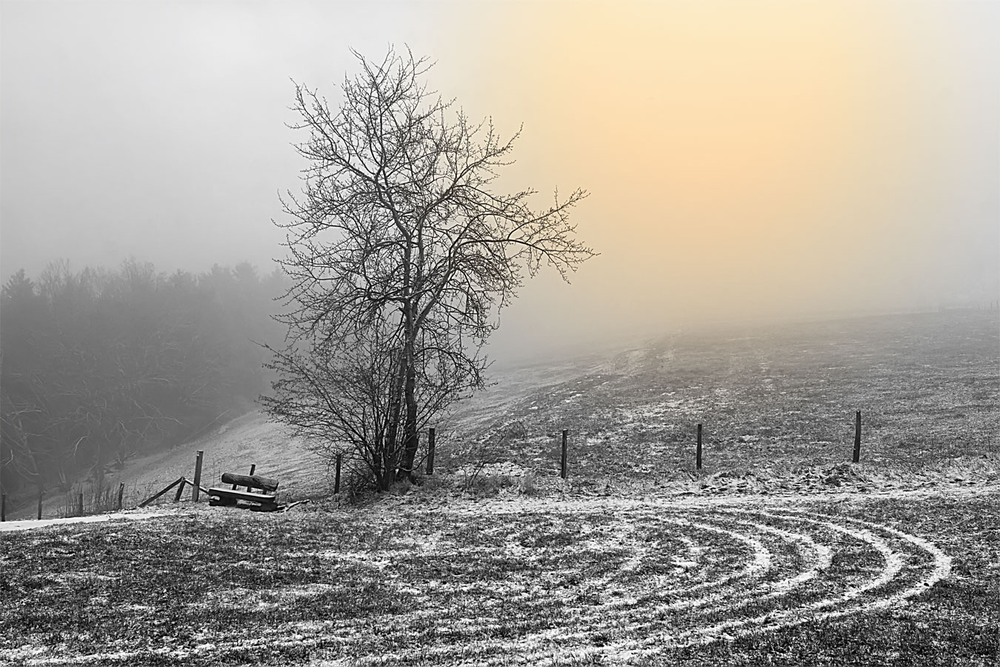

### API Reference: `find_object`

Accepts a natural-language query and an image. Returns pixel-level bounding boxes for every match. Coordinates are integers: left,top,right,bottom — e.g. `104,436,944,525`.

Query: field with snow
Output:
1,490,997,665
1,309,998,665
441,310,998,486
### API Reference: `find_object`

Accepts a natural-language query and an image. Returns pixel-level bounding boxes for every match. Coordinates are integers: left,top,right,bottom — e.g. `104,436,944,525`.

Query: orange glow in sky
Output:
2,1,996,361
431,1,995,353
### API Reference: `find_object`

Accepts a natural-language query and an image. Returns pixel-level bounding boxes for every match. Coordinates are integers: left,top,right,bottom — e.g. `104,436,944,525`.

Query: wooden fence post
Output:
696,424,703,470
37,488,43,520
139,477,186,508
853,411,862,463
173,478,186,503
426,428,436,475
561,430,569,479
117,482,125,511
334,454,342,494
192,450,204,502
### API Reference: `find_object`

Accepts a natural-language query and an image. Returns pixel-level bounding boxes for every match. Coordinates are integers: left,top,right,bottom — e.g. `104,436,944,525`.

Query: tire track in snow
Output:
327,502,951,666
478,504,951,666
11,500,952,666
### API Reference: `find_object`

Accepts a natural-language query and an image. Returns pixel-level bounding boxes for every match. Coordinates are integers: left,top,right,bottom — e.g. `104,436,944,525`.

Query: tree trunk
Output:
382,347,406,485
380,458,395,491
398,413,418,481
397,320,419,481
372,448,392,492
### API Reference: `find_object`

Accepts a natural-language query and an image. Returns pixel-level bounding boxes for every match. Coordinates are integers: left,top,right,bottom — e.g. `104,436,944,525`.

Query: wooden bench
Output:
208,472,279,511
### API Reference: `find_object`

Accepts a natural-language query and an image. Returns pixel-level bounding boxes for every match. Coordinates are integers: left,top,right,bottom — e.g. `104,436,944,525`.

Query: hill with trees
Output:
0,259,288,502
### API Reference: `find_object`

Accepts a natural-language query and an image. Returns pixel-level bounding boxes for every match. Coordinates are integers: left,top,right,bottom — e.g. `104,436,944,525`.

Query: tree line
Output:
0,259,288,500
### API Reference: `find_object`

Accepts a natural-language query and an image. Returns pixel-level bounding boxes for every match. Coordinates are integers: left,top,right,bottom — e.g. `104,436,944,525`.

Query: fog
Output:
2,1,997,365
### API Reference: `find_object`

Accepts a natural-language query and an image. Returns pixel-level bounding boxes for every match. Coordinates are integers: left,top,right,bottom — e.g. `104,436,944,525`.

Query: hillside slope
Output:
118,412,331,502
7,308,997,519
5,413,329,520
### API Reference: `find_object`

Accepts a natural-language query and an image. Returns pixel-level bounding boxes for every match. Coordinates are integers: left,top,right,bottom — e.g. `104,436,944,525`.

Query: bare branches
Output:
266,46,594,490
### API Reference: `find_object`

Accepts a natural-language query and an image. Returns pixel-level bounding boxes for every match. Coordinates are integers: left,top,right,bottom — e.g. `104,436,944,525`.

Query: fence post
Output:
696,424,703,470
138,477,185,508
853,411,862,463
173,478,186,503
561,430,569,479
117,482,125,511
77,491,84,517
192,450,204,502
426,428,436,475
334,454,342,494
37,488,43,520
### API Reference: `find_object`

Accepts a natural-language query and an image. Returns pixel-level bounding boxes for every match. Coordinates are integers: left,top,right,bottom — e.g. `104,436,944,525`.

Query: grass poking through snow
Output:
1,489,996,666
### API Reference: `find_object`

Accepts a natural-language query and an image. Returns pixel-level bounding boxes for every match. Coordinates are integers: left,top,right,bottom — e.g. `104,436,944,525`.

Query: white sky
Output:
2,1,998,362
2,1,448,277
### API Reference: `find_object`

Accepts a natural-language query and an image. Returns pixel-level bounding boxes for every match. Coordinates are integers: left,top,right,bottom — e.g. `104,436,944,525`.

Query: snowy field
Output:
1,310,997,665
1,488,996,665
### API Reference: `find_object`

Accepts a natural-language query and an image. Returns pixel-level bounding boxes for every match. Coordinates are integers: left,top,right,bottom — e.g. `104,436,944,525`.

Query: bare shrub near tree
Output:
265,321,470,491
262,47,594,491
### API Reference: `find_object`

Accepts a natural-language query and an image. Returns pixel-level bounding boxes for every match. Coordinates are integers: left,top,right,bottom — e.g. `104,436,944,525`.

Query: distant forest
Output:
0,260,289,499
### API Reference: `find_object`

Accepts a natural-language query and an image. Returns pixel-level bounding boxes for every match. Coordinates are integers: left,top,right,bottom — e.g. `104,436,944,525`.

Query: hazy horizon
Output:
3,0,998,363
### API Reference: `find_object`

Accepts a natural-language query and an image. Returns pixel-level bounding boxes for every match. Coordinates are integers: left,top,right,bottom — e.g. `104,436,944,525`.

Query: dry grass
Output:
1,488,996,665
438,310,999,490
1,309,997,665
11,309,994,519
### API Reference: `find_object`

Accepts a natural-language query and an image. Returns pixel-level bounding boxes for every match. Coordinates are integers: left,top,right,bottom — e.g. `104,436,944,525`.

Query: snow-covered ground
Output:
0,510,164,533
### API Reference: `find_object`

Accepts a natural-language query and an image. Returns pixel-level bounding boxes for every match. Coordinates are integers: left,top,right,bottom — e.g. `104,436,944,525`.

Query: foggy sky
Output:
2,0,998,363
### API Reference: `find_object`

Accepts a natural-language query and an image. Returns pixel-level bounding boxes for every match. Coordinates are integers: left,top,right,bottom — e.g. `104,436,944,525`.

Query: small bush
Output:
334,467,380,504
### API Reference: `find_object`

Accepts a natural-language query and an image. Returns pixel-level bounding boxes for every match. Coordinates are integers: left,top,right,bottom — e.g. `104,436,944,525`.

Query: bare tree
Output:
263,321,472,490
264,47,594,490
